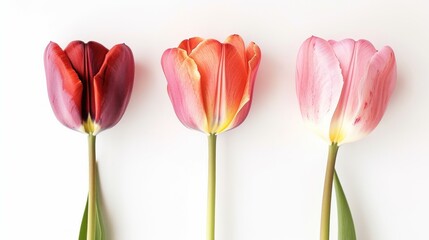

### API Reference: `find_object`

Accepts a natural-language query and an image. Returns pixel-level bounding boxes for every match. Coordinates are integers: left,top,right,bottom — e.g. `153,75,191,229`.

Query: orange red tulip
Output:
162,34,261,135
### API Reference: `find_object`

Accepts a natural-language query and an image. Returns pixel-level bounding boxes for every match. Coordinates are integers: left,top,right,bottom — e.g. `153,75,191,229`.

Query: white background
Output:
1,0,428,239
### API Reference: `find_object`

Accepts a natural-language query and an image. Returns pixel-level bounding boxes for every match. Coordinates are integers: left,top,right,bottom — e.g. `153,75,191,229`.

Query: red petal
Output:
44,42,83,131
64,41,108,82
92,44,134,133
65,41,108,118
63,41,85,80
85,41,109,79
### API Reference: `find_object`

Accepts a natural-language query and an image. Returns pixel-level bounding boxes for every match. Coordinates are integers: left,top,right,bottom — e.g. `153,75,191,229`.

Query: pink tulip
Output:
44,41,135,135
296,36,397,240
161,34,261,135
296,36,396,144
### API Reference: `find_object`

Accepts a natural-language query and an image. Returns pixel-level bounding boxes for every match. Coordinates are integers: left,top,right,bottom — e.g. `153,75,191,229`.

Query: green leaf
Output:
334,170,356,240
78,199,88,239
78,196,105,240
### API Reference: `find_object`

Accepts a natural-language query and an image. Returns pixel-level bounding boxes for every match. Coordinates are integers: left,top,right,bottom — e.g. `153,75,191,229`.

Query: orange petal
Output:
227,41,262,131
224,34,246,67
178,37,204,55
189,39,247,133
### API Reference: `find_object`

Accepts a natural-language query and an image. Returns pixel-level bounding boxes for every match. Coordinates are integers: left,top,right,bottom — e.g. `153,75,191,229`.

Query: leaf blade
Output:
334,170,357,240
78,196,105,240
78,199,89,240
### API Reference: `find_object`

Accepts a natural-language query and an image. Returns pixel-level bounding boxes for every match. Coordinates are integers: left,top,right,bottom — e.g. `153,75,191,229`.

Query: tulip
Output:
161,34,261,135
296,36,396,240
296,36,396,145
44,41,134,135
44,41,134,240
161,34,261,240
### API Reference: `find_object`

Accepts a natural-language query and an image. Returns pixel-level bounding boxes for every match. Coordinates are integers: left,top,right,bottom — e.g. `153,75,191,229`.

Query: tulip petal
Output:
296,36,344,142
44,42,84,131
161,48,207,132
178,37,204,55
226,41,262,131
63,41,85,80
224,34,246,66
64,41,108,82
189,39,248,133
85,41,110,78
341,46,396,143
329,40,378,143
65,41,108,119
92,44,134,133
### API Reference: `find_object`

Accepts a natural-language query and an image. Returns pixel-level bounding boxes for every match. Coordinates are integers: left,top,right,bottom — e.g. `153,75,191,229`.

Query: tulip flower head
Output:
44,41,135,135
296,36,396,145
161,34,261,135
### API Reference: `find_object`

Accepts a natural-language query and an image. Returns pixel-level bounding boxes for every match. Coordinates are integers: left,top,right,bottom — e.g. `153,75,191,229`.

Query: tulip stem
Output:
87,134,97,240
320,143,339,240
207,134,217,240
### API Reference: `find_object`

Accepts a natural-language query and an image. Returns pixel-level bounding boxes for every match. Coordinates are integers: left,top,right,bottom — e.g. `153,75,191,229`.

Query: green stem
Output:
206,134,217,240
320,143,339,240
87,134,97,240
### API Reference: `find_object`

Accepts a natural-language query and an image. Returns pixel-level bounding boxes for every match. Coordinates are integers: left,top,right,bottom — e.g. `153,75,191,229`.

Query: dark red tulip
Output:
44,41,134,135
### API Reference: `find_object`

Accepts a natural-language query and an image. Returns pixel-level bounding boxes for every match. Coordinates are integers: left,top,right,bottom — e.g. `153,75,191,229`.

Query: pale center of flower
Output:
83,115,100,135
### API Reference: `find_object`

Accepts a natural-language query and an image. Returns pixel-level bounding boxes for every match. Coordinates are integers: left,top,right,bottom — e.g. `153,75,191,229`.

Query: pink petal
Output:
189,39,248,133
329,40,378,143
296,36,344,142
92,44,135,133
161,48,207,132
44,42,83,131
341,46,396,143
